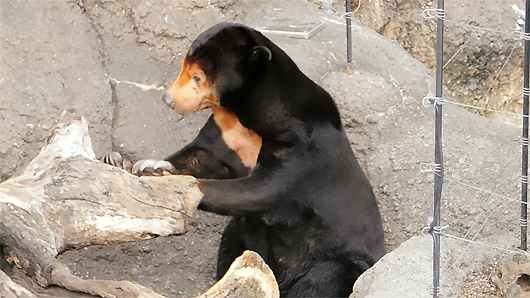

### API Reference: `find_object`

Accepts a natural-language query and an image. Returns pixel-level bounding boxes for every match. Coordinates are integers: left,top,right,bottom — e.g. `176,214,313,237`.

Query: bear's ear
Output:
249,45,272,64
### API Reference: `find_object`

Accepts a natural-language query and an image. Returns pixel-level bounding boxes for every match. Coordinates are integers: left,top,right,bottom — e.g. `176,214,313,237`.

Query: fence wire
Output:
520,0,530,252
419,0,530,296
424,1,445,297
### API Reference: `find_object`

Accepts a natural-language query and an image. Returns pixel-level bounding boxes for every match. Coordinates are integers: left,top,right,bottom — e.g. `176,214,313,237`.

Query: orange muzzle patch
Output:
164,59,220,113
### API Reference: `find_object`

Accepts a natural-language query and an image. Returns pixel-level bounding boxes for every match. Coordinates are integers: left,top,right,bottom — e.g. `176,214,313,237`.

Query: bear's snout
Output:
162,93,176,109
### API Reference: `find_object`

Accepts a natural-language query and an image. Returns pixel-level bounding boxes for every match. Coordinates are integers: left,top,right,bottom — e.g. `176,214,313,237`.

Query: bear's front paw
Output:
100,151,131,172
132,159,177,176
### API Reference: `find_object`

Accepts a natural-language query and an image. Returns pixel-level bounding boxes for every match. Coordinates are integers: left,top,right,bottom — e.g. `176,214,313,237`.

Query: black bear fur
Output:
164,115,251,180
161,22,386,297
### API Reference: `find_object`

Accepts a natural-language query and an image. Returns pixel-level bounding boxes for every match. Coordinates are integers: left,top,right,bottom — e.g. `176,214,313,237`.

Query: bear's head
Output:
162,22,273,113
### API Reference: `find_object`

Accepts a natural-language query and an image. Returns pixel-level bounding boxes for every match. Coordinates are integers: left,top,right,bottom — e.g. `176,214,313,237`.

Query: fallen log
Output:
0,269,38,298
0,250,278,298
0,109,279,298
196,250,279,298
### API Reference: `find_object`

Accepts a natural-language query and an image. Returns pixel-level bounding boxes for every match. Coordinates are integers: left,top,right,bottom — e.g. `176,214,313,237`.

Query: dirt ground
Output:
58,211,229,297
1,0,529,297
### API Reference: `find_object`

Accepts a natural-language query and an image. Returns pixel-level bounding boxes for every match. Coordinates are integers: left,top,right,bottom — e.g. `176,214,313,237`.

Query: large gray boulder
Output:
351,235,463,298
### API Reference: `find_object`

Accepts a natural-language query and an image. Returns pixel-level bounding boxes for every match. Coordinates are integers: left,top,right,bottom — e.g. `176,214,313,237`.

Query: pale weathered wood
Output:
0,110,279,298
0,269,38,298
0,109,200,297
196,250,280,298
0,250,279,298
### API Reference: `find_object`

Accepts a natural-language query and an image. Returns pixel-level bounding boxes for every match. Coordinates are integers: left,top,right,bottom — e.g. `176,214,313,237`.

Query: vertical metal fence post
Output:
521,0,530,251
430,0,445,297
345,0,353,74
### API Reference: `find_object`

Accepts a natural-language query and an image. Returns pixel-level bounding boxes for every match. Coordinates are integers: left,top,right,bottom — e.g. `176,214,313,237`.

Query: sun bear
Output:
129,22,386,297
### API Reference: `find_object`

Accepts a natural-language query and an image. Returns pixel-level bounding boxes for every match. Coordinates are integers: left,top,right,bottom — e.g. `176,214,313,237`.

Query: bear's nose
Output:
161,93,176,109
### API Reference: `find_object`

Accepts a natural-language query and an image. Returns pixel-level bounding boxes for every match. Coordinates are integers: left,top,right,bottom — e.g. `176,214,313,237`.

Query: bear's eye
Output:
192,75,201,83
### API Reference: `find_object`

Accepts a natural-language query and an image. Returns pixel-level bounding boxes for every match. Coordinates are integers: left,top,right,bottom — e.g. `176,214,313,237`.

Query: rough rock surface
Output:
0,0,113,182
0,0,528,297
344,0,526,123
351,235,466,298
492,253,530,298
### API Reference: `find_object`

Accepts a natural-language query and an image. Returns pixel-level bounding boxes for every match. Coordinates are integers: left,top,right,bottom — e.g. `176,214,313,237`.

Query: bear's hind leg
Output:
216,218,246,280
216,217,270,280
286,260,357,298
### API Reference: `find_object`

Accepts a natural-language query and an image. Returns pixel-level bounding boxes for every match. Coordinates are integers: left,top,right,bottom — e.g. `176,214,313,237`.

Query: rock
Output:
492,253,530,298
0,0,113,182
351,235,436,298
76,0,226,162
351,235,488,298
341,0,525,124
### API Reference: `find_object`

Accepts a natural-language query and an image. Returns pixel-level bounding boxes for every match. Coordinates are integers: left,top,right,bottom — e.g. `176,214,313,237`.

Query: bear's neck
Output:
221,52,343,145
224,88,341,146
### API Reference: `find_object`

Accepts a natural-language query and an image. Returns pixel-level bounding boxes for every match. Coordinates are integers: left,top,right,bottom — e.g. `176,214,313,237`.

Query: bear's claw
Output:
100,151,130,171
100,152,175,176
132,159,176,176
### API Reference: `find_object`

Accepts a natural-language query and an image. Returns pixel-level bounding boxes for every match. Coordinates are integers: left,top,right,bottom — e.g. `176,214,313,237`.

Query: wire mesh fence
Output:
323,0,530,295
416,0,530,296
331,0,530,296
